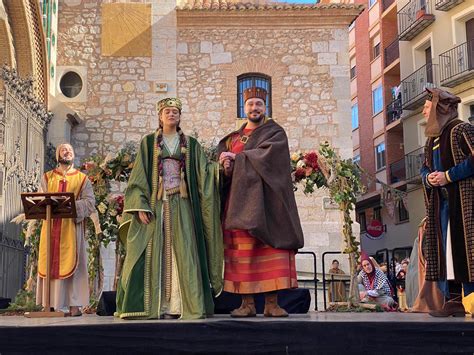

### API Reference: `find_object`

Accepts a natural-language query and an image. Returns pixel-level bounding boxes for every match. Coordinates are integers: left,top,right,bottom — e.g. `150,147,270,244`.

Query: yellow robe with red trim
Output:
38,169,87,280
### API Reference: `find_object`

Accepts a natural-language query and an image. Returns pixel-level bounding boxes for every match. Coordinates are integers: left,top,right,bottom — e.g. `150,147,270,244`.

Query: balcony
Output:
439,39,474,88
435,0,464,11
386,97,402,125
382,0,395,11
398,0,435,41
384,39,399,68
389,158,406,184
405,147,424,181
401,63,438,110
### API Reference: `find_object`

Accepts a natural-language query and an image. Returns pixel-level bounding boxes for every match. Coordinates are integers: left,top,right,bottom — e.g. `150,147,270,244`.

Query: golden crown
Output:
157,98,183,113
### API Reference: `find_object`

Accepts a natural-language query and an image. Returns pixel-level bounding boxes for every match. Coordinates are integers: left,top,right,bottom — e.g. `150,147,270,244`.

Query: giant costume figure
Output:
420,88,474,317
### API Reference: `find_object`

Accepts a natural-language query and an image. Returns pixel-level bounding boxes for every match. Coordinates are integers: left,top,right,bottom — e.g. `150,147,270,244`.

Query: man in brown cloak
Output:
217,87,304,318
420,87,474,317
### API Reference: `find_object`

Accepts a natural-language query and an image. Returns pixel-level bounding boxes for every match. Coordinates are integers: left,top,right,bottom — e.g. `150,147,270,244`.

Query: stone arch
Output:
222,57,287,123
0,2,16,69
2,0,48,105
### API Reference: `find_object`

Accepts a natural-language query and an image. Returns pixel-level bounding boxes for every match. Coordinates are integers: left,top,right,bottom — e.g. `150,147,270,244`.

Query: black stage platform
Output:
1,313,474,354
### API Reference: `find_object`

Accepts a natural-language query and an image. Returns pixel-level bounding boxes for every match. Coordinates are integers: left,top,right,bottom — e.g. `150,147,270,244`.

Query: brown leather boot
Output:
230,295,256,318
264,292,288,317
429,301,465,317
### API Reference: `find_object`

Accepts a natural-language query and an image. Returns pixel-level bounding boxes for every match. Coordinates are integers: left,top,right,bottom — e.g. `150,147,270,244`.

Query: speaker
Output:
0,297,11,310
214,289,311,314
96,291,117,316
95,288,311,316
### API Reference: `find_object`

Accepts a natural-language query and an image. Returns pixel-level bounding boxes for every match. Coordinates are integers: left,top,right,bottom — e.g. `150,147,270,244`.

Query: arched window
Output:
237,73,272,118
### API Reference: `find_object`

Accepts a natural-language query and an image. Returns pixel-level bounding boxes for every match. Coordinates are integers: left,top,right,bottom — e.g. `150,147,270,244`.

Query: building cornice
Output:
177,4,364,28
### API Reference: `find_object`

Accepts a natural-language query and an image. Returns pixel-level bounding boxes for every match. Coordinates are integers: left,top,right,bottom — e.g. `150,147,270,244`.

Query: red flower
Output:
116,199,124,214
304,152,319,170
84,161,96,171
295,168,306,181
305,167,313,176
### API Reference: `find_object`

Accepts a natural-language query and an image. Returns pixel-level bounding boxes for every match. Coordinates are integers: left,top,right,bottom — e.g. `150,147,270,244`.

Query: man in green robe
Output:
115,98,223,320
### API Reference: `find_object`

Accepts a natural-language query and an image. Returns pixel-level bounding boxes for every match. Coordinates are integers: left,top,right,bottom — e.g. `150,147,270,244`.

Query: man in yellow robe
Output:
36,143,96,316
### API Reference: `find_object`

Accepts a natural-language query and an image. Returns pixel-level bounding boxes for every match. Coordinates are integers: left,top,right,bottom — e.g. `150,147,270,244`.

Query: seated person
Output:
358,252,395,310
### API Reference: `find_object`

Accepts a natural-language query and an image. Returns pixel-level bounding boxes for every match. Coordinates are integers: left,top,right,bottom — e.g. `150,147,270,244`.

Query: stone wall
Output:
177,27,355,274
57,0,163,158
54,0,358,289
57,0,174,291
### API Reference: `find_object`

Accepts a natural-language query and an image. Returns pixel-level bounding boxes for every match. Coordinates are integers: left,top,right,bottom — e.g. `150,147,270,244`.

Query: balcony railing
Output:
382,0,395,11
405,147,425,181
401,63,438,110
435,0,464,11
398,0,435,41
389,158,406,184
384,39,400,68
386,97,402,125
439,39,474,88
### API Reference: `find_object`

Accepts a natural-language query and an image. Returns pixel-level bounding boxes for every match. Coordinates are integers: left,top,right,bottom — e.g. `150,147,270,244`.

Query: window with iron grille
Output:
237,74,272,119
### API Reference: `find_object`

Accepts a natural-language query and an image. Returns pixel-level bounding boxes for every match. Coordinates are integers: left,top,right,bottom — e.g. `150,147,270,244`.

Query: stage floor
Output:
0,311,473,327
1,312,474,354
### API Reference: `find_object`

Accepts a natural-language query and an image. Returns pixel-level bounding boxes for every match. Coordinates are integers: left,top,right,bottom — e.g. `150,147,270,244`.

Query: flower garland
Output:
291,142,365,307
291,151,326,194
81,143,137,304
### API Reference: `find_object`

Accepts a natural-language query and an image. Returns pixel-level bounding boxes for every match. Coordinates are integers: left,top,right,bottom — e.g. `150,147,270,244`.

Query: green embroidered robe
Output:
115,132,223,319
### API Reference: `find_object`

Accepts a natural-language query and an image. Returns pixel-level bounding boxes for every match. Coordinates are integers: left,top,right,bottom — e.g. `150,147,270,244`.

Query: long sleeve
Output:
446,155,474,183
421,164,432,189
194,142,224,296
123,136,153,214
75,178,96,223
446,125,474,183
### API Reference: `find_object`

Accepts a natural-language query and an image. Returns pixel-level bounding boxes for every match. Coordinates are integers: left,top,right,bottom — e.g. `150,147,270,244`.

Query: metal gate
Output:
0,66,51,299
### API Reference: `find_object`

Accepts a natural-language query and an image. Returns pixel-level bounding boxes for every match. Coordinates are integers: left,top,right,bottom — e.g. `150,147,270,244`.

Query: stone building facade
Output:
51,0,362,296
0,0,50,299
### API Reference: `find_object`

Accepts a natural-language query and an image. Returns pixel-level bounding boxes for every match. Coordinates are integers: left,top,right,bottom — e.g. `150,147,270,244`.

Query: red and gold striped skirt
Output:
223,229,298,294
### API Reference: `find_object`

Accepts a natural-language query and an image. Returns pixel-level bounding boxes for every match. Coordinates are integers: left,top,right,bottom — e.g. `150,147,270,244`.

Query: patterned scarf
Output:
360,252,392,295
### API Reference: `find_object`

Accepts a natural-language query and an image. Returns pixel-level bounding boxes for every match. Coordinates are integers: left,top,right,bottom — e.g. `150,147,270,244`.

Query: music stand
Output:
21,192,77,318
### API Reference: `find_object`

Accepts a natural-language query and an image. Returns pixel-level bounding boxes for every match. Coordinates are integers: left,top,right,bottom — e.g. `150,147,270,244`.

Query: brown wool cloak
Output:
217,119,304,250
423,120,474,282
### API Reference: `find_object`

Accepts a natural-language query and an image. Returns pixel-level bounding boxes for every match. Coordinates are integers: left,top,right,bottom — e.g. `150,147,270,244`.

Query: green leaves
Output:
292,142,365,308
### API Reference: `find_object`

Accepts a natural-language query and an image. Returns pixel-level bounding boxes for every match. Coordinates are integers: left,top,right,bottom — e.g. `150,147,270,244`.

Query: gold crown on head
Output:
156,98,183,113
243,87,267,103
